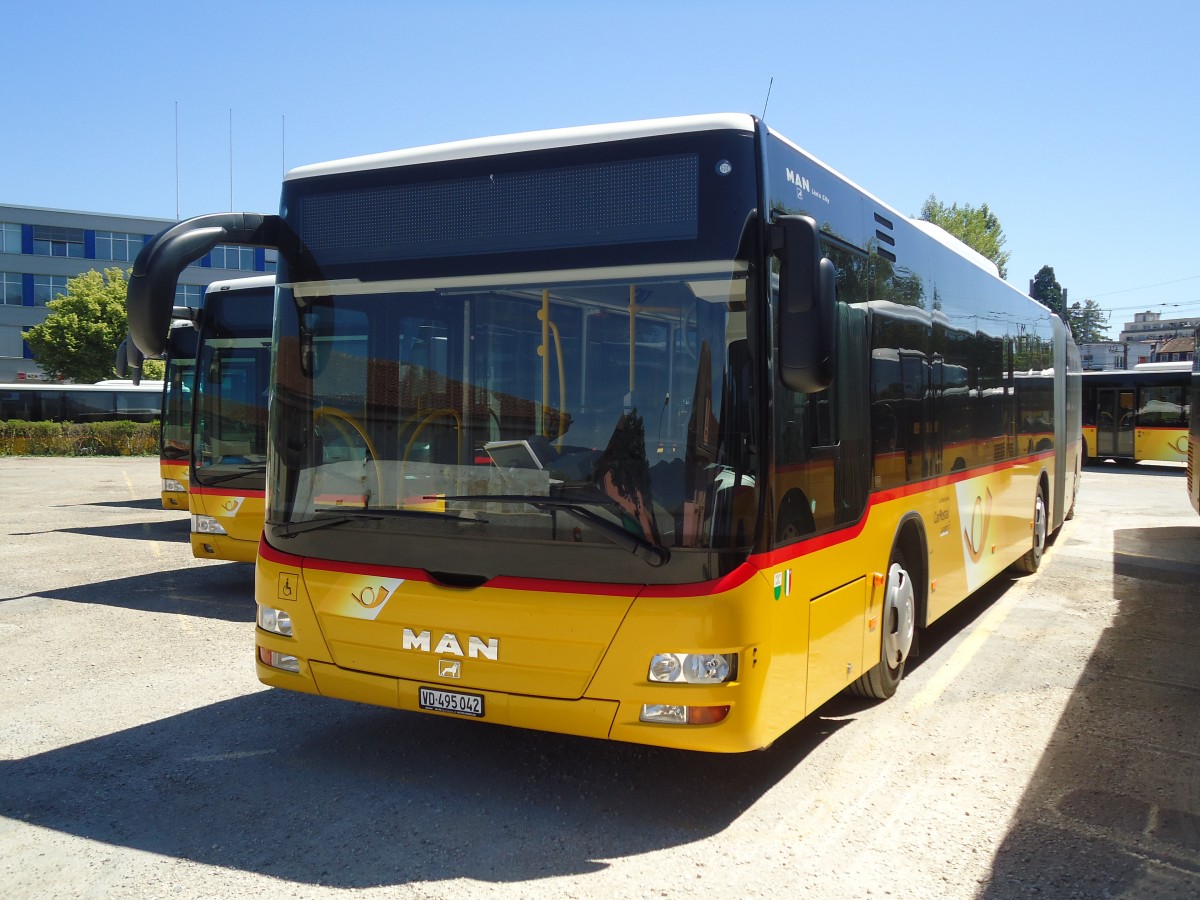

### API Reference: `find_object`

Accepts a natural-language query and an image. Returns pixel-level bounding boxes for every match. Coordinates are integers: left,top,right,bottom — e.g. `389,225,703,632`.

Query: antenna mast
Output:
228,108,234,212
761,77,774,121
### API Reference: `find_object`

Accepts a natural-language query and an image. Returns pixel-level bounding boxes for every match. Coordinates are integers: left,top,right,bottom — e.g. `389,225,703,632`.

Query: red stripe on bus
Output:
258,448,1057,596
190,485,266,497
751,449,1056,569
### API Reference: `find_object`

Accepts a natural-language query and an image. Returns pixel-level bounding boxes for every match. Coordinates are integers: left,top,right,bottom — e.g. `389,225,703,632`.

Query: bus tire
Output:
849,548,915,700
1064,465,1080,521
1012,487,1047,574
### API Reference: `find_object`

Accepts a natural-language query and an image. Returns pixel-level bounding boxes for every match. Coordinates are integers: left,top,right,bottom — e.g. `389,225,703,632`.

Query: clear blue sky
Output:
5,1,1198,334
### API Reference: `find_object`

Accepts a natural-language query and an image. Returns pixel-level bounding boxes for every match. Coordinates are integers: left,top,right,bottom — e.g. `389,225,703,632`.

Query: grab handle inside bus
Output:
127,212,285,359
771,214,836,394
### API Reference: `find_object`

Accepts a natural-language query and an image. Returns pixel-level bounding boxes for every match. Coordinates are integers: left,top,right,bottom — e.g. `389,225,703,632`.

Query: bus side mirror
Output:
114,338,129,378
115,336,145,384
127,212,284,359
772,214,836,394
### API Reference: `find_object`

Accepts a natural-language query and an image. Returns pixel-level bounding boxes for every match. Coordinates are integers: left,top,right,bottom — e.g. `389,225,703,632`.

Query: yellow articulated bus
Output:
185,276,274,562
126,114,1082,752
1081,362,1190,466
1189,339,1200,514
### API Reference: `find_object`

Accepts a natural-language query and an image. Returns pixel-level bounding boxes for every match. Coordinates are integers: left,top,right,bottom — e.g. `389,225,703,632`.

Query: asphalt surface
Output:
1,456,1198,899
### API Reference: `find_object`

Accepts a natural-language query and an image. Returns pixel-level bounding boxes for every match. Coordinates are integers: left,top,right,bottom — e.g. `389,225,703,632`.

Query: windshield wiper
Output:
276,505,489,538
200,464,267,486
315,505,489,524
435,493,669,567
276,512,382,537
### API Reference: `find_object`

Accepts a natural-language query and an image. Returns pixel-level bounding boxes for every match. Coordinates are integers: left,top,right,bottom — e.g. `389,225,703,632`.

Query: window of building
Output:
32,225,85,258
209,244,257,271
175,283,203,306
95,231,146,262
1,328,23,359
1,222,21,255
33,275,68,305
264,249,278,273
1,271,22,305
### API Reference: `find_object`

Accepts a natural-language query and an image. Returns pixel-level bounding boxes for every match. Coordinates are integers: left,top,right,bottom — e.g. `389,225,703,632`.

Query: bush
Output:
0,420,159,456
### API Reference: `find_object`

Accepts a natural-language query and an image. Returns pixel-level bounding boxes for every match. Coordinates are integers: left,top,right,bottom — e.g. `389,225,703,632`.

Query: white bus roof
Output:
1132,360,1191,371
11,381,165,390
287,113,756,181
908,219,1001,277
205,274,275,293
765,125,1002,278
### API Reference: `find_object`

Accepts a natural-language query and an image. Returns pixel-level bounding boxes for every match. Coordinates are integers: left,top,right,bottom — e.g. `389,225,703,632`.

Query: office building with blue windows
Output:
1,203,276,382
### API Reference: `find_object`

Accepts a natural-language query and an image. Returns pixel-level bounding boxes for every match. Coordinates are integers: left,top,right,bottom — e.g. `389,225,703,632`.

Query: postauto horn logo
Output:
347,580,500,659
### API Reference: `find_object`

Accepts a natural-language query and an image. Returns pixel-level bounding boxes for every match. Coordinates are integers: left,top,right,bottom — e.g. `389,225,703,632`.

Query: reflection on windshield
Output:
160,359,194,461
270,265,757,562
194,338,271,486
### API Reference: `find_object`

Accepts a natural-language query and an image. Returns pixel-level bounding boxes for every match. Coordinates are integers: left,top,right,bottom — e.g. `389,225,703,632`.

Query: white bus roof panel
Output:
909,219,1001,277
287,113,757,181
205,274,275,293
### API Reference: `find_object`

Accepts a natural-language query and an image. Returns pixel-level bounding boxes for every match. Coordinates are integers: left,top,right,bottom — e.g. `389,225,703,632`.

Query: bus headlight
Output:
162,478,186,493
640,704,731,725
192,515,227,535
257,605,293,636
647,652,737,684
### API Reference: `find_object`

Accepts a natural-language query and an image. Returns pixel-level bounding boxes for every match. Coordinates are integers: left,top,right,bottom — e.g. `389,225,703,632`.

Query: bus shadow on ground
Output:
25,563,255,623
62,517,192,543
11,517,193,543
0,688,849,888
982,524,1200,897
63,497,175,511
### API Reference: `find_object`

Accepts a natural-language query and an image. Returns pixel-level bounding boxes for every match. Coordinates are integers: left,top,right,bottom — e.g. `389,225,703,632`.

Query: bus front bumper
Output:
255,654,763,753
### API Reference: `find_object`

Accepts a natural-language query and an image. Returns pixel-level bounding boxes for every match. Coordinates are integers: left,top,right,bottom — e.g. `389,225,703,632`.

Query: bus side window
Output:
772,350,839,543
773,388,820,542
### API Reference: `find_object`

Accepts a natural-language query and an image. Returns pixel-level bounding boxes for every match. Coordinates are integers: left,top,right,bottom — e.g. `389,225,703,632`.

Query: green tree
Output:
23,267,162,382
1029,265,1066,318
919,195,1011,279
1067,298,1110,343
1028,265,1109,341
140,355,165,380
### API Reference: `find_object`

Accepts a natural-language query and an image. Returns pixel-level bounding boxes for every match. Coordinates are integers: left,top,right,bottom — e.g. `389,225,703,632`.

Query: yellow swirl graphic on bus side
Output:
964,488,994,564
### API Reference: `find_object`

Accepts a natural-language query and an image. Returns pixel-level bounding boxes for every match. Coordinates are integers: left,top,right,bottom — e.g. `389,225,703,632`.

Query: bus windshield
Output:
193,291,273,491
268,262,758,583
160,322,197,462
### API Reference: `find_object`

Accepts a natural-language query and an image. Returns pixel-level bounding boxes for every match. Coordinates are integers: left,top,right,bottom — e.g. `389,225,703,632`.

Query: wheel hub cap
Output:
883,562,916,667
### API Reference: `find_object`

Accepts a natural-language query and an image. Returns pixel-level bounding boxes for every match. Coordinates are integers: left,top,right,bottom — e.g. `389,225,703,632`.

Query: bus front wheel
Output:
849,549,915,700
